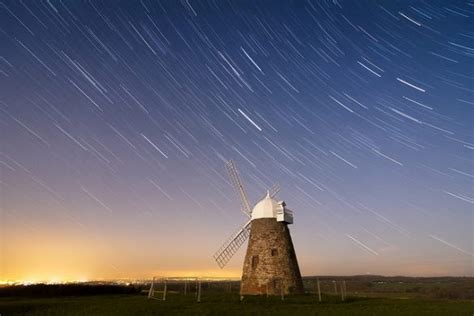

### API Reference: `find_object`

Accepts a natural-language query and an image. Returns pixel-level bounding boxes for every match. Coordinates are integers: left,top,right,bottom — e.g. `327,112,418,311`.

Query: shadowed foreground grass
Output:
1,292,473,316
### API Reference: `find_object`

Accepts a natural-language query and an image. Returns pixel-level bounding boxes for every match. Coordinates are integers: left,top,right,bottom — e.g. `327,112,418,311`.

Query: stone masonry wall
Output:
240,218,304,295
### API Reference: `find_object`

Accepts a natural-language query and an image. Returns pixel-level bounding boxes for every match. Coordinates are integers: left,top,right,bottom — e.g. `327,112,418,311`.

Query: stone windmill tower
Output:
214,160,304,295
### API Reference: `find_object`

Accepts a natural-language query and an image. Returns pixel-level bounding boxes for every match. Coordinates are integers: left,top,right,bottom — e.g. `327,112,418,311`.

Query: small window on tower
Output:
271,249,278,256
251,255,259,269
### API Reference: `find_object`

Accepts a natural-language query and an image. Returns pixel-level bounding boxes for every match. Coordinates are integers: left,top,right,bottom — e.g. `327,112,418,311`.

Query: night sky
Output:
1,1,473,282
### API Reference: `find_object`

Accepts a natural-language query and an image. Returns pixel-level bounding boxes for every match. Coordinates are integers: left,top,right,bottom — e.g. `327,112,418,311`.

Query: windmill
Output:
213,160,304,295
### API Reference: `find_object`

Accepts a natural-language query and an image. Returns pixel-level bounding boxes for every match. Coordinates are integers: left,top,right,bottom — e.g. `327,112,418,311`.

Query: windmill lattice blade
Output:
257,184,280,202
213,220,251,268
269,183,280,198
226,160,252,217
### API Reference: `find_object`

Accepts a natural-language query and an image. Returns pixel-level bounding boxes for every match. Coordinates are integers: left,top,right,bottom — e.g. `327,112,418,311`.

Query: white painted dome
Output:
251,192,280,220
250,191,293,224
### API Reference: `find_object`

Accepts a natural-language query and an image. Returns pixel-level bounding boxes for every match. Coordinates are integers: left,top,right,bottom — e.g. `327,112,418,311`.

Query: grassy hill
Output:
1,276,473,315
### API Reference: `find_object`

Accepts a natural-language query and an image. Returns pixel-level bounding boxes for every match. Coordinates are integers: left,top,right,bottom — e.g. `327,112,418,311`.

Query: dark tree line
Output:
0,284,141,297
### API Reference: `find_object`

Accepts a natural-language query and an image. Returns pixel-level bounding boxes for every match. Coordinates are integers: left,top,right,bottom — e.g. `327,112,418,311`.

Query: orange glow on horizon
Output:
0,269,242,285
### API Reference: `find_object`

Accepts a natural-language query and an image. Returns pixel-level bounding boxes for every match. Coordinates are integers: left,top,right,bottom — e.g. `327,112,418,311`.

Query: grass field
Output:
1,292,473,316
1,277,473,315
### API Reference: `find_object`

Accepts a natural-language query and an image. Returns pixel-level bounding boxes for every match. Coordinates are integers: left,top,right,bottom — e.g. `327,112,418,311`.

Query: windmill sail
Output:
226,160,252,217
213,220,251,268
269,183,280,198
257,183,280,201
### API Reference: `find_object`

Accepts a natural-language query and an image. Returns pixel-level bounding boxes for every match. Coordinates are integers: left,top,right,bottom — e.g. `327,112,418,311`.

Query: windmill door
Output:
270,278,283,295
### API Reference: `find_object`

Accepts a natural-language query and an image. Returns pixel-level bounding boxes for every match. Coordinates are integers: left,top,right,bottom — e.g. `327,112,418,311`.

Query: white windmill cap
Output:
251,191,280,220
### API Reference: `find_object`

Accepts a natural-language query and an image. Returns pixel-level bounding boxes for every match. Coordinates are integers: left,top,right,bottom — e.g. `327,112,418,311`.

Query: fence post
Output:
317,278,321,302
148,277,155,299
340,281,344,301
334,281,338,295
197,279,202,302
163,279,167,301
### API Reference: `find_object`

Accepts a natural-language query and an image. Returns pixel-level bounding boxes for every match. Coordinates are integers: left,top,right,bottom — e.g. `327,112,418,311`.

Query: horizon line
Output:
2,274,473,286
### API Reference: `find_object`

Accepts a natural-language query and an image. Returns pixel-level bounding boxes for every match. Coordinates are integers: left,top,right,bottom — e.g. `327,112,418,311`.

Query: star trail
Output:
1,1,473,282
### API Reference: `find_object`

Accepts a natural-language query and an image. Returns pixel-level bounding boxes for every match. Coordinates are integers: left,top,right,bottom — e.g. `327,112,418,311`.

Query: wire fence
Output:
147,277,350,302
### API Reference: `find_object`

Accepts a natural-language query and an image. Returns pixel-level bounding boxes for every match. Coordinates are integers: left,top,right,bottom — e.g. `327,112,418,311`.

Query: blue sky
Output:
1,0,472,281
